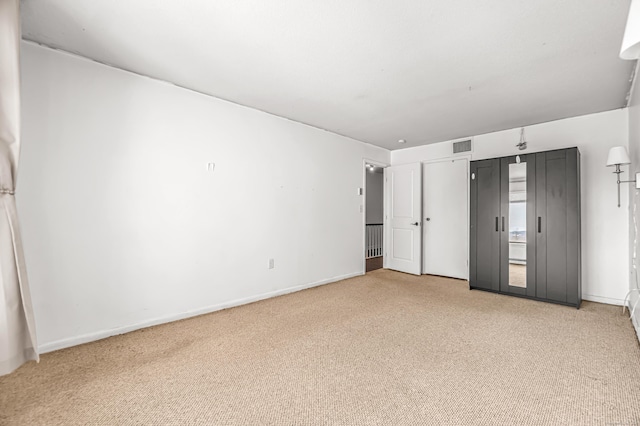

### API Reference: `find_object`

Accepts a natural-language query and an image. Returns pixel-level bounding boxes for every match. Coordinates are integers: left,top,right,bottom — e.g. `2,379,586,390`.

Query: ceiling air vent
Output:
453,139,472,154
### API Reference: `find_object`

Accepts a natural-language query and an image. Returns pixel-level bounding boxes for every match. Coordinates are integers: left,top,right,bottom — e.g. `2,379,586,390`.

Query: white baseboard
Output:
632,311,640,343
39,271,364,354
585,294,640,342
628,294,640,343
582,294,625,306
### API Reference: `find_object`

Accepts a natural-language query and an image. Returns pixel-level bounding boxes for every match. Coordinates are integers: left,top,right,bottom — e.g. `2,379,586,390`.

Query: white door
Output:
423,158,468,279
384,163,422,275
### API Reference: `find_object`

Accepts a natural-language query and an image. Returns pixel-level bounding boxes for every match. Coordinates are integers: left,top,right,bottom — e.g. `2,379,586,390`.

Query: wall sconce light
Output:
607,146,639,207
620,0,640,59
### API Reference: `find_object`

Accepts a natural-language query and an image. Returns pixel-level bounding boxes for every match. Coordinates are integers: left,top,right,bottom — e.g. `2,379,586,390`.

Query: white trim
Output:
422,154,473,165
631,308,640,342
38,271,362,354
627,293,640,342
582,294,625,306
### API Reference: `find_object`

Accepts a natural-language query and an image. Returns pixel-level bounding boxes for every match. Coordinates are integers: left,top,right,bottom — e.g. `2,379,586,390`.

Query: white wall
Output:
18,42,389,352
392,109,630,305
365,171,384,224
628,62,640,339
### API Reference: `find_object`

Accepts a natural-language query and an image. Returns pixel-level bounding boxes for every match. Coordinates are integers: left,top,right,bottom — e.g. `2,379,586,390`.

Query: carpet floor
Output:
1,270,639,425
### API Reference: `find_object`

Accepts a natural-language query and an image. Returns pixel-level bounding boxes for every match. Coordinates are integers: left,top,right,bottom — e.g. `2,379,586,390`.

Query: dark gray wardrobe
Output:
469,147,581,308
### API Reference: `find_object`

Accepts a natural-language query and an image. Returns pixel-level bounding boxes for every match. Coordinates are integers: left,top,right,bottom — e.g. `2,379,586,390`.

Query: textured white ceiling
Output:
21,0,636,150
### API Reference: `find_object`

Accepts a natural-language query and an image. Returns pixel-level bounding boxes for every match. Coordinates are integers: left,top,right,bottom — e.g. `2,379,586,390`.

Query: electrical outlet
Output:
268,259,275,269
207,162,215,172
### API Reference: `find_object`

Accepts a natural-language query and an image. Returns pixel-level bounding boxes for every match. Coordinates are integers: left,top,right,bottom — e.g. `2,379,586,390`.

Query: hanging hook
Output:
516,127,527,151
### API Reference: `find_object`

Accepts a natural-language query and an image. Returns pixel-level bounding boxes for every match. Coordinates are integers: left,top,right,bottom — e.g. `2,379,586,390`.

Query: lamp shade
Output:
606,146,631,166
621,0,640,59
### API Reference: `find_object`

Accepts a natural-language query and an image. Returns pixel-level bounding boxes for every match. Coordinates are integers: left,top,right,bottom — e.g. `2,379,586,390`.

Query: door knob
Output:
411,222,420,226
426,218,431,221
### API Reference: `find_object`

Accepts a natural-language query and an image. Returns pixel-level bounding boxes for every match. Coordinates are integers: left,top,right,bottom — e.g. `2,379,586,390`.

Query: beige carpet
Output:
1,270,639,426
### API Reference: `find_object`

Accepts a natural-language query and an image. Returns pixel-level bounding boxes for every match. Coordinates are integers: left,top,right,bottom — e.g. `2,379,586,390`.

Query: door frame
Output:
421,155,471,276
362,158,389,274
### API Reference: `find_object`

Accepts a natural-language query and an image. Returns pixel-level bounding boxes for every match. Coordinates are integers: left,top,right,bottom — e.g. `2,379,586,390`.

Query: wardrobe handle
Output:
495,217,499,232
538,217,542,233
502,217,505,232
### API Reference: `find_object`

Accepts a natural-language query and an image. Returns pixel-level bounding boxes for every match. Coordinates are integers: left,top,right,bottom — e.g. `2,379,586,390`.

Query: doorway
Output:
364,160,387,273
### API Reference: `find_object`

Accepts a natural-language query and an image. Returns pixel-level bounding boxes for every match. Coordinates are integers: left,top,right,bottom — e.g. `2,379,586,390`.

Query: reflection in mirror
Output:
509,162,527,288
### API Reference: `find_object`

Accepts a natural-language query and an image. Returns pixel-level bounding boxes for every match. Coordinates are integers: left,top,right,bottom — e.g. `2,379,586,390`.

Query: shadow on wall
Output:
19,25,146,343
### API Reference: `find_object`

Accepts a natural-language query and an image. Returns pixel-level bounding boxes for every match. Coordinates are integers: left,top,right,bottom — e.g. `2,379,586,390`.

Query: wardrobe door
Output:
535,148,580,306
470,159,500,291
499,155,536,297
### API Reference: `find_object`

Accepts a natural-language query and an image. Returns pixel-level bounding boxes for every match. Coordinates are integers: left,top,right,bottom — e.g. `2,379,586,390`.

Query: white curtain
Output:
0,0,38,376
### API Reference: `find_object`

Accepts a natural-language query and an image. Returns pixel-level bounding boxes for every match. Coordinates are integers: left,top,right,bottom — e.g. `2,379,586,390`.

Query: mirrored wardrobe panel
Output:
499,154,535,298
508,161,527,288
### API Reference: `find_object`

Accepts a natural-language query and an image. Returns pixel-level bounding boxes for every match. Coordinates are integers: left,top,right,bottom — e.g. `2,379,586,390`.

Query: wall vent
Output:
453,139,472,154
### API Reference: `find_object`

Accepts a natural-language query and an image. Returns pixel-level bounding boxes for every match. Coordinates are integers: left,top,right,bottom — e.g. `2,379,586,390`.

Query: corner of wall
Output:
627,60,640,341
